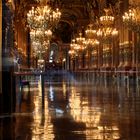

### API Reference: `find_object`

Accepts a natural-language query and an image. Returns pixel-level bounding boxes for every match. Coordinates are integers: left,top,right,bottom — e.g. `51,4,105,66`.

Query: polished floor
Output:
0,72,140,140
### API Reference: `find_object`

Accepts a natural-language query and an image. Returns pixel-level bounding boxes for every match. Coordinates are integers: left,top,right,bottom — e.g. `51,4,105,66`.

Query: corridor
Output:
0,72,140,140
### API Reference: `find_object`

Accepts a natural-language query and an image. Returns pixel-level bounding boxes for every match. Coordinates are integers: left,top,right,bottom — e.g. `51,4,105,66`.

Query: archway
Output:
53,21,73,43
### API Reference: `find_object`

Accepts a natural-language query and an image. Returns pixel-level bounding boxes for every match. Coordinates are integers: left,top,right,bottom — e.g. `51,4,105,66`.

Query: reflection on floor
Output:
0,71,140,140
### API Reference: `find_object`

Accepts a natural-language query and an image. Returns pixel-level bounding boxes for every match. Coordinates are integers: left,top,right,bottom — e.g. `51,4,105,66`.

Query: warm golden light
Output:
31,85,55,140
85,24,97,39
27,5,61,30
97,8,118,42
68,49,75,56
76,32,85,45
100,9,114,26
84,39,99,49
122,6,140,32
68,85,120,140
27,4,61,64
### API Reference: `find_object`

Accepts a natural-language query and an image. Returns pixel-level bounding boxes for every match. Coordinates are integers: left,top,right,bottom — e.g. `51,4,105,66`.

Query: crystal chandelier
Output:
27,6,61,30
70,39,80,50
97,27,118,38
97,8,118,42
122,6,140,32
32,40,49,57
30,29,52,42
27,2,61,60
84,39,99,47
85,24,99,48
68,49,76,57
69,39,77,57
30,28,52,58
75,33,86,52
76,33,85,45
45,29,52,40
85,24,97,39
100,9,114,26
69,37,84,57
27,6,50,29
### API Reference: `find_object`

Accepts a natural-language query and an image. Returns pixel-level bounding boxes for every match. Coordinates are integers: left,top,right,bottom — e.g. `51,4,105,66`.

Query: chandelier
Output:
85,24,99,48
122,6,140,32
85,24,97,39
27,6,61,30
32,40,49,57
27,2,61,60
27,6,50,29
30,28,52,58
97,8,118,42
97,27,118,38
68,49,76,57
30,29,52,42
70,39,80,51
69,37,85,57
76,32,85,45
100,9,114,26
84,39,99,47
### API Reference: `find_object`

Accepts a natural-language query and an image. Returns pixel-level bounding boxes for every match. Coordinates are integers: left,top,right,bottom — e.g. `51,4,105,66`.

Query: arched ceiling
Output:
14,0,120,43
14,0,99,29
14,0,121,25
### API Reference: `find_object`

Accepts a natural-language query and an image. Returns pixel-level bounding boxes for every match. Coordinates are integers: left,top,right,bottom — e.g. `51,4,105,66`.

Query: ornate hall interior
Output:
0,0,140,139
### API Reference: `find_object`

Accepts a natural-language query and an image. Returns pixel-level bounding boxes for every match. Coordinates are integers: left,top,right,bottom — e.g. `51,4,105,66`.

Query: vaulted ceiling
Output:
50,0,99,43
14,0,119,43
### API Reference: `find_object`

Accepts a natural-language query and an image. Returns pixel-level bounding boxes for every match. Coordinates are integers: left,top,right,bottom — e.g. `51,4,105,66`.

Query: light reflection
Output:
69,85,120,140
7,74,140,140
38,75,42,96
31,83,54,140
62,81,67,97
49,85,54,101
